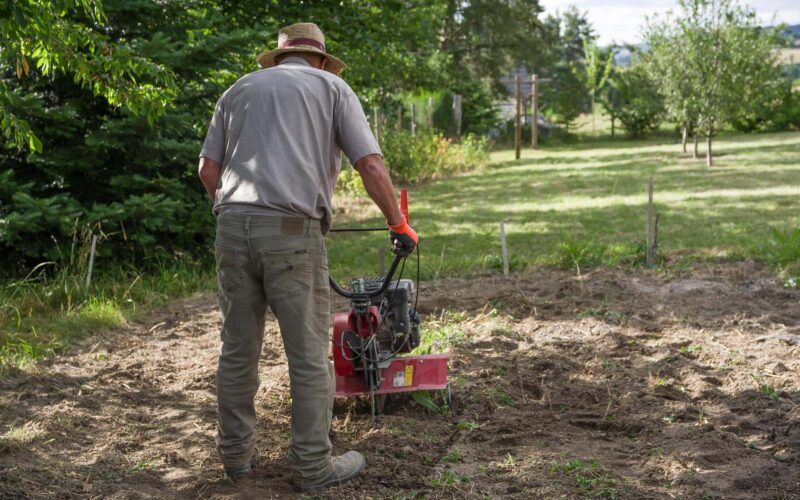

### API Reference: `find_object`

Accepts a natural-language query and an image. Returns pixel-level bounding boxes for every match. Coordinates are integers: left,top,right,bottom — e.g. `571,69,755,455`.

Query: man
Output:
197,22,418,491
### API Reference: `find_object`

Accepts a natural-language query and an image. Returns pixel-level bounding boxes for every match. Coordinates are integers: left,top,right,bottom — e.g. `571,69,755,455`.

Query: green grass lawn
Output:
327,130,800,281
2,130,799,372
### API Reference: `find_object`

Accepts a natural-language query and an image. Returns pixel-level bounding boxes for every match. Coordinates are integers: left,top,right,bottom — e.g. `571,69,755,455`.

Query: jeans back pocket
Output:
215,245,244,293
262,249,312,296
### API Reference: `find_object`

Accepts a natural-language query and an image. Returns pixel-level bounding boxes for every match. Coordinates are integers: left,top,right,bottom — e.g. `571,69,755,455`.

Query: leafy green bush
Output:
335,167,366,196
602,65,665,138
731,78,799,132
768,88,800,131
380,130,489,184
0,169,211,269
556,240,608,270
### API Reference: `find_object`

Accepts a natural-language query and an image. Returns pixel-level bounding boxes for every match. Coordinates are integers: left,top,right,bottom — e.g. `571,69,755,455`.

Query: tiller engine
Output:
328,190,448,416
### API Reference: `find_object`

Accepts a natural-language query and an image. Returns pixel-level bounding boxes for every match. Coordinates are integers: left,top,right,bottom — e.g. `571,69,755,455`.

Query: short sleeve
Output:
199,97,226,163
335,87,382,165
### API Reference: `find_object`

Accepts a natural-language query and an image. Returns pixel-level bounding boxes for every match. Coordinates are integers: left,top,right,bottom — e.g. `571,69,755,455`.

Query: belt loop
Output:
306,219,311,235
244,217,250,234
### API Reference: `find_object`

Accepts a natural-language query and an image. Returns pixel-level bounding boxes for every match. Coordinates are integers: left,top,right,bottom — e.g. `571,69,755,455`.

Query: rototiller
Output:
328,190,448,416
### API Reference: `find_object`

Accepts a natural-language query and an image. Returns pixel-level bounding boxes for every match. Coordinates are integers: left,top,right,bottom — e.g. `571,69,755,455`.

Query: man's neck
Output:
279,56,311,67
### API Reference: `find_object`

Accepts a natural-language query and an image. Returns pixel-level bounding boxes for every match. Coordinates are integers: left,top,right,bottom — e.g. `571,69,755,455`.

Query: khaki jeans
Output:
214,213,334,482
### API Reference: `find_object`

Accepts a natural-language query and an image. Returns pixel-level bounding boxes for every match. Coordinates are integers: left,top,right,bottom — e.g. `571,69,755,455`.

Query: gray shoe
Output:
224,459,255,479
293,451,366,492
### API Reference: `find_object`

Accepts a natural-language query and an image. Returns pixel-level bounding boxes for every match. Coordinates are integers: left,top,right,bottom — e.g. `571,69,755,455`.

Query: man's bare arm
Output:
354,154,404,225
198,157,221,200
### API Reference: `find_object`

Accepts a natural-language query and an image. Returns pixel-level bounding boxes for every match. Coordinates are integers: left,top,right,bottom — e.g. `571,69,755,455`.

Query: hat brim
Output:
256,47,346,76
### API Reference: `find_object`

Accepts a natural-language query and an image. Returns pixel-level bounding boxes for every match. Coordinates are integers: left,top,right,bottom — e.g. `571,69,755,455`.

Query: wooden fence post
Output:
515,75,521,160
646,177,657,267
531,74,539,149
427,96,434,128
410,103,416,136
453,94,463,142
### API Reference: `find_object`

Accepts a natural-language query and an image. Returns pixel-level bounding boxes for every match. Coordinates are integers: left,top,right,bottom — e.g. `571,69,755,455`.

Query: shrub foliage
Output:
381,131,489,185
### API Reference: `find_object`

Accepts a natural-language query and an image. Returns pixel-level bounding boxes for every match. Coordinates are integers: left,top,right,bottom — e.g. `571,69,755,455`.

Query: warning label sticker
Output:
404,365,413,386
392,366,414,387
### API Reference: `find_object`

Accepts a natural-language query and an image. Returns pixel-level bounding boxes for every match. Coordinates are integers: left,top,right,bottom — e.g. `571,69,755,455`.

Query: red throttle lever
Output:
400,188,409,225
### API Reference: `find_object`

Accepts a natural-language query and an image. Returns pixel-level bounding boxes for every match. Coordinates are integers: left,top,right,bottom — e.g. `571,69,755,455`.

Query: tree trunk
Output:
591,96,596,136
706,133,713,167
693,134,698,159
681,126,688,153
611,117,615,139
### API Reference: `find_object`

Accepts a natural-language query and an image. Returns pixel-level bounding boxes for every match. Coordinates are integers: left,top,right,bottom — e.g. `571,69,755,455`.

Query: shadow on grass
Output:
328,130,800,280
329,170,799,281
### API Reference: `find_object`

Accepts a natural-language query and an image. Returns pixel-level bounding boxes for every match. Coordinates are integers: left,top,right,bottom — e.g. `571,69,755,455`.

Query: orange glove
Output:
388,218,418,257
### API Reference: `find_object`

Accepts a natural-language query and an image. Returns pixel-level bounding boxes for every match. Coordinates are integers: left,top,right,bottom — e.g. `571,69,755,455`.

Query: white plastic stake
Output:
85,234,98,290
500,222,509,277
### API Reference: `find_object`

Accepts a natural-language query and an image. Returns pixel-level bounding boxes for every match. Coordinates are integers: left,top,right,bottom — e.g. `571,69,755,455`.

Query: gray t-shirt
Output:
199,57,380,233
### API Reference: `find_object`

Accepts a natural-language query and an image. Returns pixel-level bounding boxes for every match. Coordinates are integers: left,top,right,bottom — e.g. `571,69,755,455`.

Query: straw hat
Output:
256,23,346,76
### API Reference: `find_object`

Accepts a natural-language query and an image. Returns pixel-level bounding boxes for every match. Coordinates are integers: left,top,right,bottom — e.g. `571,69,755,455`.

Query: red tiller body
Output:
328,188,448,400
331,311,448,397
334,353,449,397
331,308,379,377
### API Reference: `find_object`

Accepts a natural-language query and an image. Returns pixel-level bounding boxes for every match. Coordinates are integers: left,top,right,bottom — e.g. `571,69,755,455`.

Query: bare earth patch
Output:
1,262,799,498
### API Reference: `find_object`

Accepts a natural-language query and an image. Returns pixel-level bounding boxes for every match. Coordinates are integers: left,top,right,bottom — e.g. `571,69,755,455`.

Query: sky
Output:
538,0,800,45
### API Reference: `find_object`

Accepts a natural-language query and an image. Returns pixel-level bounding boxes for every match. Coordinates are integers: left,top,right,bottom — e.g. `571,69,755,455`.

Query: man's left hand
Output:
388,219,418,257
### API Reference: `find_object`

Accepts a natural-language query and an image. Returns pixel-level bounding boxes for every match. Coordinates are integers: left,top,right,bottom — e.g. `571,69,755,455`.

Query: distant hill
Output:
609,24,800,67
785,24,800,46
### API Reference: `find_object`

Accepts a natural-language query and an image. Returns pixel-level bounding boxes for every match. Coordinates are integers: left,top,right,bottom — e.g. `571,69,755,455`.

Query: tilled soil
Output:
1,262,799,499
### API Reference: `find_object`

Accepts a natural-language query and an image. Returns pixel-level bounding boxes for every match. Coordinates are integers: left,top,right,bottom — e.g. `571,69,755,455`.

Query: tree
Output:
1,0,272,266
542,61,586,131
0,0,176,153
645,0,785,166
602,65,665,138
442,0,550,90
728,26,794,132
579,38,613,135
557,6,596,62
0,0,456,269
257,0,447,105
537,7,593,131
644,10,700,156
435,1,552,136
